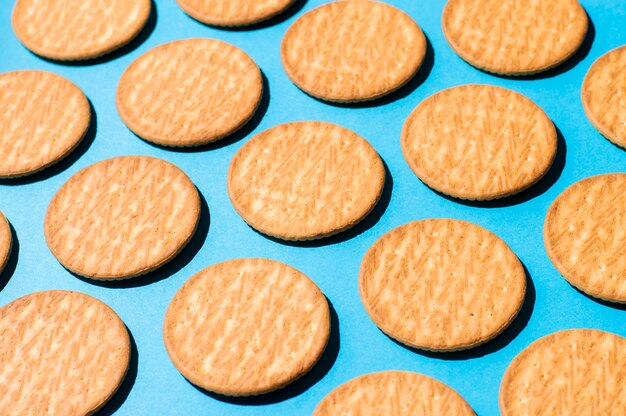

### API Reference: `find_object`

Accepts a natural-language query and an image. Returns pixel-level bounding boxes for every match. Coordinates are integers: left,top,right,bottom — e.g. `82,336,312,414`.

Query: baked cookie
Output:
359,219,526,351
177,0,297,26
163,258,330,396
228,121,385,240
45,156,200,280
402,84,557,200
0,212,12,276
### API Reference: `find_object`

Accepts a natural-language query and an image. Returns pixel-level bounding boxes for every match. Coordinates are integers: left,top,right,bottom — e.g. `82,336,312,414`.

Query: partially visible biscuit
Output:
401,84,557,200
228,121,385,240
12,0,151,61
359,219,526,351
117,38,263,147
544,173,626,303
442,0,588,75
281,0,426,102
44,156,200,280
163,258,330,396
314,371,475,415
500,329,626,415
177,0,297,27
0,212,12,276
582,45,626,148
0,71,90,178
0,290,130,415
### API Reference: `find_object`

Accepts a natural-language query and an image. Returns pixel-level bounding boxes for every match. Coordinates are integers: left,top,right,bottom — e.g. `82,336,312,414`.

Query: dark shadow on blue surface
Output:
133,72,270,153
184,0,307,31
572,285,626,311
257,158,393,248
73,190,210,288
311,34,435,109
96,326,139,416
0,100,97,186
0,222,19,292
37,0,157,66
433,125,567,208
193,297,340,405
387,263,536,361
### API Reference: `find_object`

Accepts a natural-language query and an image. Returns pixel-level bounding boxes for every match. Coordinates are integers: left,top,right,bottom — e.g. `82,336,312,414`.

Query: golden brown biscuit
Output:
177,0,296,26
12,0,151,61
44,156,200,280
359,219,526,351
0,290,130,415
0,71,90,178
228,121,385,240
500,329,626,415
163,258,330,396
314,371,475,415
442,0,588,75
401,84,557,200
0,212,12,276
117,38,263,147
544,174,626,303
281,0,426,102
582,45,626,148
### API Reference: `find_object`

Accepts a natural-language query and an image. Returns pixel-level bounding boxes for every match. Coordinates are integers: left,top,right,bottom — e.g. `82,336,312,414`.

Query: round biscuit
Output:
401,84,557,200
116,38,263,147
359,219,526,351
12,0,151,61
281,0,426,102
582,45,626,148
0,71,90,178
544,173,626,303
44,156,200,280
0,212,12,276
177,0,297,27
163,258,330,396
228,121,385,241
0,290,130,415
314,371,475,416
500,329,626,415
442,0,588,75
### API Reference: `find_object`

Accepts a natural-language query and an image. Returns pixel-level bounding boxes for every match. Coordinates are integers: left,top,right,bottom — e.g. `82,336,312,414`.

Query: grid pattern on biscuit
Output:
12,0,150,60
402,85,556,200
359,219,526,351
177,0,295,26
0,291,130,415
544,174,626,302
117,39,262,146
44,156,200,279
443,0,588,74
0,71,89,178
228,122,385,240
0,212,10,274
582,46,626,147
314,371,475,416
163,258,330,395
500,329,626,415
281,0,425,102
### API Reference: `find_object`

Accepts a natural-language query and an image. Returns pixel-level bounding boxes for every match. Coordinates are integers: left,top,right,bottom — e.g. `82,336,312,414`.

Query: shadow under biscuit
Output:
0,222,19,292
571,285,626,312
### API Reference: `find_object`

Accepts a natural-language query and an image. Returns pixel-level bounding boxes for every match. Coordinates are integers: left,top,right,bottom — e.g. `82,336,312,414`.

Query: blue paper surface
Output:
1,0,625,414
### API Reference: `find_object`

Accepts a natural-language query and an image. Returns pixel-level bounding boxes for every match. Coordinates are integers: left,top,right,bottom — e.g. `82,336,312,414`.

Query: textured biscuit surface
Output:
177,0,296,26
582,45,626,147
544,174,626,302
359,219,526,351
500,329,626,415
228,121,385,240
117,38,262,147
442,0,588,75
0,290,130,415
0,71,90,178
314,371,475,416
0,212,11,275
402,84,556,200
281,0,426,102
163,258,330,396
12,0,151,60
45,156,200,280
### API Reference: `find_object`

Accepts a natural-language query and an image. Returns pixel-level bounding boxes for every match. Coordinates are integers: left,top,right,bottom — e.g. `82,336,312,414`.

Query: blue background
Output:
1,0,625,414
